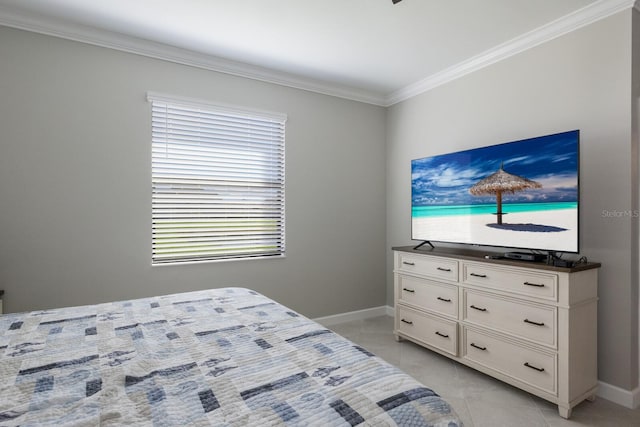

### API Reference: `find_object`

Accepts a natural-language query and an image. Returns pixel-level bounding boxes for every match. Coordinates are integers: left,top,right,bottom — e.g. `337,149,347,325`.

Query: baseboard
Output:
313,305,393,327
596,381,640,409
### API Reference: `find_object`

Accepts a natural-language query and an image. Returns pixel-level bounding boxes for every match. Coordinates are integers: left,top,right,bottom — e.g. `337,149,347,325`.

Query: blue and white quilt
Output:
0,287,461,426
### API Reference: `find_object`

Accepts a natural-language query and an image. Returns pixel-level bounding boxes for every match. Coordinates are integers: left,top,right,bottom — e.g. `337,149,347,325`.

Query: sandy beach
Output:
412,208,578,252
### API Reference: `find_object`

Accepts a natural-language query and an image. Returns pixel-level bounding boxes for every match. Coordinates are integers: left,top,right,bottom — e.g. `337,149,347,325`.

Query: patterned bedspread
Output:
0,288,461,426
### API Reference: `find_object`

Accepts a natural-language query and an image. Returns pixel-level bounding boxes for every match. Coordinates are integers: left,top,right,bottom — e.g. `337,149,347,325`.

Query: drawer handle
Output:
400,319,413,325
435,331,449,338
523,281,545,288
470,273,487,278
437,267,452,272
402,288,415,293
524,362,545,372
470,343,487,351
524,319,545,327
402,261,416,266
470,305,487,312
437,297,451,302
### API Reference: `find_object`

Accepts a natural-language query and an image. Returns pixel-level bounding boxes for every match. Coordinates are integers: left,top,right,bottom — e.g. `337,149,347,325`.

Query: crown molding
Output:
0,0,635,108
0,6,388,107
385,0,636,106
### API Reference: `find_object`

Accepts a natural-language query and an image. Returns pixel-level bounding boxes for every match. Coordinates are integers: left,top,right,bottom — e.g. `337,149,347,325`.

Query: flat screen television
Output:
411,130,579,253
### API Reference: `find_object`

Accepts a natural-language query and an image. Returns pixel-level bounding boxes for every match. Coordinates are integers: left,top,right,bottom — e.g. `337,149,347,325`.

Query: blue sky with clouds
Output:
412,130,579,207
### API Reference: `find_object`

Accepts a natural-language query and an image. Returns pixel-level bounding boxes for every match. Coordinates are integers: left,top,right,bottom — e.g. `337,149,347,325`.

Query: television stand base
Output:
413,241,435,250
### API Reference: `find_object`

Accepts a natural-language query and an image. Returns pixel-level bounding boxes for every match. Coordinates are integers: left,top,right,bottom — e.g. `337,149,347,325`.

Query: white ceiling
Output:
0,0,634,105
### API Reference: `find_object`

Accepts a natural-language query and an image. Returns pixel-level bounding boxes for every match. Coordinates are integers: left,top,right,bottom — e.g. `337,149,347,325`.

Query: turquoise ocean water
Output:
412,202,577,218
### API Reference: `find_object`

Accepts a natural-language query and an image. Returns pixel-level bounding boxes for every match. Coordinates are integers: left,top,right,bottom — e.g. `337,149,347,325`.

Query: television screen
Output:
411,130,579,253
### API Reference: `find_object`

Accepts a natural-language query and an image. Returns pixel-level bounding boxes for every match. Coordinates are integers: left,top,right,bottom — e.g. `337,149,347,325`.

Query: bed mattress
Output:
0,287,461,426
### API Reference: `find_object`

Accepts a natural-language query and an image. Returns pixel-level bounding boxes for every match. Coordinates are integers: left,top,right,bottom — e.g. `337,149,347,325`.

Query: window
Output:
148,93,286,265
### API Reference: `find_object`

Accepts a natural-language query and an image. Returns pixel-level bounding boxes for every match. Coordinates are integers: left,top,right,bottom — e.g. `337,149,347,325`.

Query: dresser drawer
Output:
397,306,457,356
463,290,556,347
463,327,556,395
397,253,458,282
398,275,458,319
462,262,558,301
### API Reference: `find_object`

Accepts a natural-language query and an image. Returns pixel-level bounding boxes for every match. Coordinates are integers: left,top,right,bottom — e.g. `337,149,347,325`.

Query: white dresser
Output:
393,246,600,419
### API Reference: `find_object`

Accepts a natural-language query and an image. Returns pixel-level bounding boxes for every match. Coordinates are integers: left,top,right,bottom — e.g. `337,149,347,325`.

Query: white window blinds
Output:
148,93,286,265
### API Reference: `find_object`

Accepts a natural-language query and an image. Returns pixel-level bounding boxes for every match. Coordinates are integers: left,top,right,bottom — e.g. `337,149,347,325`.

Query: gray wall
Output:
386,10,638,392
633,7,640,392
0,27,387,319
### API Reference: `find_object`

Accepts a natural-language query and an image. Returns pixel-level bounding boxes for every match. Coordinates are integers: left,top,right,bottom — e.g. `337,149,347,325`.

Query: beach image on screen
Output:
411,130,579,252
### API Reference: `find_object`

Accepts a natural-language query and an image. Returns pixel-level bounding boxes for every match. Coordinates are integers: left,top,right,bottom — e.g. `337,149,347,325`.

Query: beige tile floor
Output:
329,315,640,427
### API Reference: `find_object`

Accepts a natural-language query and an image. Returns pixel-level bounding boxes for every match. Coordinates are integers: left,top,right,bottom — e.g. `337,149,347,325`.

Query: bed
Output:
0,287,461,426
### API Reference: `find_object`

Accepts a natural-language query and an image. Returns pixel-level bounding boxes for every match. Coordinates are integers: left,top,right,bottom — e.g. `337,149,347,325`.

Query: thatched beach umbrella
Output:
469,163,542,225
